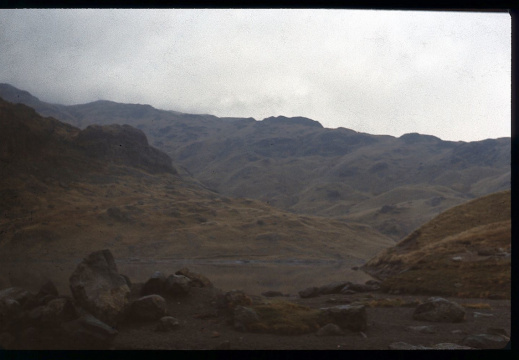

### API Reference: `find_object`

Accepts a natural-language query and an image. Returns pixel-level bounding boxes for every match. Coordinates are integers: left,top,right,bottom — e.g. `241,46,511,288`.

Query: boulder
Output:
23,280,60,310
318,281,351,295
155,316,180,332
461,334,508,349
61,313,118,349
298,286,320,298
233,306,259,331
321,304,367,332
217,290,253,311
0,287,31,306
69,249,131,327
316,323,345,336
412,297,465,323
163,274,191,296
175,268,213,288
130,295,167,322
141,271,166,296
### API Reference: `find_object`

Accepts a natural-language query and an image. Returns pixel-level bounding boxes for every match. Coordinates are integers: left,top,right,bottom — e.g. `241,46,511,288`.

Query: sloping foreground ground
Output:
362,190,511,299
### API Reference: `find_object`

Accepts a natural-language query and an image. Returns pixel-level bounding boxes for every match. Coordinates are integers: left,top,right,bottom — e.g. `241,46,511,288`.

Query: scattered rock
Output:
412,297,465,323
261,291,284,298
69,249,131,327
473,312,493,318
175,268,213,288
155,316,180,332
163,274,191,296
318,281,351,295
407,325,436,334
461,334,508,349
298,286,320,298
233,306,259,331
61,313,118,349
130,295,167,322
141,271,166,296
316,323,344,336
451,329,468,335
321,304,367,332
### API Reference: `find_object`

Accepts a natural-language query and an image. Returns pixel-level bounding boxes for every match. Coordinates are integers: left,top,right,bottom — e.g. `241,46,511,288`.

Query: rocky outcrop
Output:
412,297,465,323
69,249,131,327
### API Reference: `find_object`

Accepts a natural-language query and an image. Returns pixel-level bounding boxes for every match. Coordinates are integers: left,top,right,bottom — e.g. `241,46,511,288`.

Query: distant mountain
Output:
0,97,394,276
362,190,511,299
0,83,510,241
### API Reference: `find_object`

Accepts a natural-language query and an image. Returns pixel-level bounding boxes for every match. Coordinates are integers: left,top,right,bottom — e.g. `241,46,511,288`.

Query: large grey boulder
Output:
129,295,167,322
412,297,465,323
320,304,367,332
69,249,131,327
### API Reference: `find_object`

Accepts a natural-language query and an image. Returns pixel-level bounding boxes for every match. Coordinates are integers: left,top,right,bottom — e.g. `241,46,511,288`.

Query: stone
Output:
61,313,118,349
318,281,351,295
69,249,131,327
0,287,31,306
155,316,180,332
130,295,167,322
261,290,284,297
388,342,473,350
141,271,166,296
346,283,379,292
473,312,493,318
298,286,320,298
217,290,253,311
316,323,345,336
407,325,436,334
340,289,356,295
38,297,78,327
233,306,259,331
412,297,465,323
486,328,509,338
451,256,462,262
175,268,213,288
163,274,191,296
461,334,508,349
321,304,367,332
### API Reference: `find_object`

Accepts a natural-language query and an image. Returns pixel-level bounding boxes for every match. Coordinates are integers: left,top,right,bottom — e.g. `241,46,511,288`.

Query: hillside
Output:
362,190,511,299
0,97,395,289
0,84,510,242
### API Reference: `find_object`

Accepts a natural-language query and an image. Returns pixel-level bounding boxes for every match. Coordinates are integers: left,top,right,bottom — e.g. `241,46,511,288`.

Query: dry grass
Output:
246,300,324,335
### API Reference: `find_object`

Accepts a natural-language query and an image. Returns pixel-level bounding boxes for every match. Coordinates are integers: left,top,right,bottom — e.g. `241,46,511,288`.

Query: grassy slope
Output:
362,190,511,299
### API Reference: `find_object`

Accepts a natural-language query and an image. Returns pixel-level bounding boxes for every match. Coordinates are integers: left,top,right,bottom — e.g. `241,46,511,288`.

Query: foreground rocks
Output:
320,304,367,332
412,297,466,323
69,249,131,327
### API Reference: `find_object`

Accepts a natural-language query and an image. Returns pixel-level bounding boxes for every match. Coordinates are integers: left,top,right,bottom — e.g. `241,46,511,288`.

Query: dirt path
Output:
113,286,511,350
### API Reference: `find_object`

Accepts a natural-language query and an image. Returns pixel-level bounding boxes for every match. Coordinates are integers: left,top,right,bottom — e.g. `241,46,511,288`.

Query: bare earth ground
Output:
113,286,511,350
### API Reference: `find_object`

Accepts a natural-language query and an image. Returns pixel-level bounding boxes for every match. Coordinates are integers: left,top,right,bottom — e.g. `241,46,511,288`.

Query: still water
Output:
0,258,375,296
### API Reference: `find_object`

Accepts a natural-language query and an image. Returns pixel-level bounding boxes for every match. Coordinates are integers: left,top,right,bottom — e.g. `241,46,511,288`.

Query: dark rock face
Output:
69,249,130,327
76,124,176,174
412,297,465,323
320,305,367,332
129,295,167,322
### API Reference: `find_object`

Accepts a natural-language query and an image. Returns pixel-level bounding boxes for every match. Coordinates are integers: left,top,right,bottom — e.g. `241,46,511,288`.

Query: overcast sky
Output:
0,9,511,142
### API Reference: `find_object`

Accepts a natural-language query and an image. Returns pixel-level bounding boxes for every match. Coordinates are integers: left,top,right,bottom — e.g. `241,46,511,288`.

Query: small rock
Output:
451,256,462,262
473,312,493,318
155,316,180,332
217,290,252,311
61,313,118,349
461,334,508,349
163,275,191,296
412,297,465,323
318,281,351,295
316,323,344,336
340,289,356,295
233,306,259,331
175,268,213,288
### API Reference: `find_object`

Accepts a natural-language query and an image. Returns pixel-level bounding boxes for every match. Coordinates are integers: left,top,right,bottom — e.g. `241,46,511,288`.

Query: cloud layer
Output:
0,9,510,141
